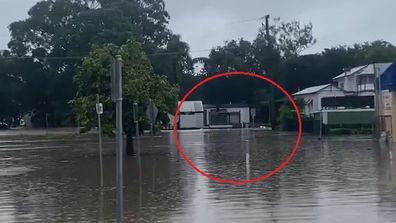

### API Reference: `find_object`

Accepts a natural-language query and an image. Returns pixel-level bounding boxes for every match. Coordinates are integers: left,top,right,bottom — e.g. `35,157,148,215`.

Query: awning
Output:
381,62,396,91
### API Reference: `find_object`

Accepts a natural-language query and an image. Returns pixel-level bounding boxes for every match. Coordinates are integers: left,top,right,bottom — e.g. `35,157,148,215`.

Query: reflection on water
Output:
0,130,396,222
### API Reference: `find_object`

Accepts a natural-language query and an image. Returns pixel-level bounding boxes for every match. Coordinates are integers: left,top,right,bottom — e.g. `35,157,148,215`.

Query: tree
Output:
200,19,316,126
201,39,258,104
7,0,190,126
253,19,316,85
0,53,23,125
73,41,178,155
149,34,195,96
8,0,171,56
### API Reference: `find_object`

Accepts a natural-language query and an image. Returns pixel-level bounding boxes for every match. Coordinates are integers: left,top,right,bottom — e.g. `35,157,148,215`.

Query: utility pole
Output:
114,55,124,223
265,14,276,129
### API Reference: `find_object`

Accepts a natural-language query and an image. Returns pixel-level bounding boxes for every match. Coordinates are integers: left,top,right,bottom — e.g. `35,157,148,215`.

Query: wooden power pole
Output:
265,15,276,129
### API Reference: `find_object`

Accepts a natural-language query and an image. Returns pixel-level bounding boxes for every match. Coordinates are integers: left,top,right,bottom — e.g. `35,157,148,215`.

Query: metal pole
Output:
134,102,140,156
115,55,124,223
45,113,49,136
149,100,154,136
245,130,250,181
97,94,104,188
319,109,323,140
376,64,384,137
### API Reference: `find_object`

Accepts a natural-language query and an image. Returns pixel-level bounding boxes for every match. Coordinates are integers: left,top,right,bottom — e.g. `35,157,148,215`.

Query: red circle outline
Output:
173,72,302,185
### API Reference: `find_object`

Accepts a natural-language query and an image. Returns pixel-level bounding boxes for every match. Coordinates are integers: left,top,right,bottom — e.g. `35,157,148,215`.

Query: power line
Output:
228,16,267,24
0,48,218,60
0,14,271,61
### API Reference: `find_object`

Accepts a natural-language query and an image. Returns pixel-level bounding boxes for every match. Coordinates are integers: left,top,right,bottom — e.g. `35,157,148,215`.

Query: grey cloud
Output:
1,0,395,58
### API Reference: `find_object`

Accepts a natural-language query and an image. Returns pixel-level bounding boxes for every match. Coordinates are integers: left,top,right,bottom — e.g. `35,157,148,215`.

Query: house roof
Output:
332,65,368,80
293,84,331,96
178,101,204,112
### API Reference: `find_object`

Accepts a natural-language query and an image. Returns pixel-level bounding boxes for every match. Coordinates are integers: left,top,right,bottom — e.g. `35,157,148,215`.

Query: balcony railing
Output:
357,84,374,91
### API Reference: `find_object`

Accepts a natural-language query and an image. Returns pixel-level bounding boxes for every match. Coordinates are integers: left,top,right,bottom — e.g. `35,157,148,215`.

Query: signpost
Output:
96,95,104,188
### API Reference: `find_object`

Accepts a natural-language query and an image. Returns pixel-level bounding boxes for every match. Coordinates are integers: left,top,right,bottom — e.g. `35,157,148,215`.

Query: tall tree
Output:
201,19,316,105
7,0,190,126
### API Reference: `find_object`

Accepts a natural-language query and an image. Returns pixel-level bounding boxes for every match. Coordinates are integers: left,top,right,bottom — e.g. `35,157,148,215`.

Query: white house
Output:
178,101,204,129
332,63,391,96
294,63,392,117
294,84,345,116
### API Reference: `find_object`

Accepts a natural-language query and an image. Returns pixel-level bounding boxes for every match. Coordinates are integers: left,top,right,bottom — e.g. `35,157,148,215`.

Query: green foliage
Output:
8,0,171,56
73,41,178,135
277,105,295,130
0,56,23,121
256,20,316,60
6,0,190,127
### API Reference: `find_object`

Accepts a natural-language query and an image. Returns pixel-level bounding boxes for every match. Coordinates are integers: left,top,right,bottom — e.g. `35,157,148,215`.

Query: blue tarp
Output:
381,62,396,91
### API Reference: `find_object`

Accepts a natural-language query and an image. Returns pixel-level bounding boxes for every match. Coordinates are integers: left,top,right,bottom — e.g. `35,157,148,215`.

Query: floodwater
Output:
1,129,396,222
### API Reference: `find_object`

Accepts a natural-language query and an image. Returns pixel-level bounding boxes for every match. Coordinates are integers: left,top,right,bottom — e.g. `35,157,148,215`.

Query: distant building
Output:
176,101,255,129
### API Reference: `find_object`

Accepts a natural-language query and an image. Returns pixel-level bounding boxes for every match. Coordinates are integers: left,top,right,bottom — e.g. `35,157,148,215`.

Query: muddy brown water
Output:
1,129,396,222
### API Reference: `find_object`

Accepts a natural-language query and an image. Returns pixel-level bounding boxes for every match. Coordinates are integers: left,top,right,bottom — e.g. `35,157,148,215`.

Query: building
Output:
177,102,256,129
203,104,254,128
332,63,391,95
294,63,392,117
294,84,345,116
178,101,204,129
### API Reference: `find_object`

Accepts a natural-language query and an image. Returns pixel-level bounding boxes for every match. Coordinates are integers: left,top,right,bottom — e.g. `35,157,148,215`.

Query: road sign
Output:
96,103,103,115
146,101,158,124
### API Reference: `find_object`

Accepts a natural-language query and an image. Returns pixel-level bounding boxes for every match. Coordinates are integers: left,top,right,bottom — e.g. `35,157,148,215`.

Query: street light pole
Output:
115,55,124,222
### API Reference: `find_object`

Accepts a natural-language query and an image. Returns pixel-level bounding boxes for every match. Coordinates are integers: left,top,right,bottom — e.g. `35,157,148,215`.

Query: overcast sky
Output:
1,0,395,58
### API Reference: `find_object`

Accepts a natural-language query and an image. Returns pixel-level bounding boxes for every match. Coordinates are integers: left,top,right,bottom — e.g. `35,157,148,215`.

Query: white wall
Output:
296,94,316,116
297,86,345,116
180,113,204,129
337,75,357,92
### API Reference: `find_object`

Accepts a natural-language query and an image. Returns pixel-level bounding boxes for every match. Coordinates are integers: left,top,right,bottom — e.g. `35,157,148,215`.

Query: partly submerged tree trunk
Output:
125,130,135,156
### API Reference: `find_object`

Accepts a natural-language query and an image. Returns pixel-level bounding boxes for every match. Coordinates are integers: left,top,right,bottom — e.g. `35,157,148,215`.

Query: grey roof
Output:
332,65,368,80
332,63,392,80
293,84,330,96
